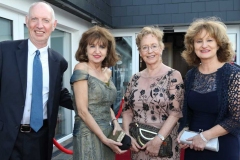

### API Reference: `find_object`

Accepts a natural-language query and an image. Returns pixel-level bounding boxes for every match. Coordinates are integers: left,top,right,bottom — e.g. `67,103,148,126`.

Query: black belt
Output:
20,119,48,133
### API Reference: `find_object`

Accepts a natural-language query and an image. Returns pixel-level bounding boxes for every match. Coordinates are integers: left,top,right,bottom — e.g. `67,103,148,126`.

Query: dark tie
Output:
30,50,43,132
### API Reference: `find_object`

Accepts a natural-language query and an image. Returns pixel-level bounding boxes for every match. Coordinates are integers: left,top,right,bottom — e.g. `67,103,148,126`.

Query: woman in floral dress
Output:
122,26,184,160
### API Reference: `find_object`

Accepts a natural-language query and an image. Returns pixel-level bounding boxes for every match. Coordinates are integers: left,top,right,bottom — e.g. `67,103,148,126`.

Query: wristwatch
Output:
157,133,165,141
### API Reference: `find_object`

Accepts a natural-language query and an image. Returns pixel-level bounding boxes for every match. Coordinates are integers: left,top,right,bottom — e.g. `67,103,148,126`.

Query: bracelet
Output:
200,132,208,142
156,133,165,141
111,118,117,123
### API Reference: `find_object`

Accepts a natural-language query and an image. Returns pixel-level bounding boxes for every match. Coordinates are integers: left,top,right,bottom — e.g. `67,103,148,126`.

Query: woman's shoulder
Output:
135,71,141,76
163,65,183,78
127,72,141,83
218,63,240,77
226,63,240,71
70,63,89,84
74,62,88,72
184,67,198,77
73,63,89,75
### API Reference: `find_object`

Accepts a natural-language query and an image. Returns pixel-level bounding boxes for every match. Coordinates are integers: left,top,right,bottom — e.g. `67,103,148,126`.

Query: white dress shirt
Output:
21,39,49,124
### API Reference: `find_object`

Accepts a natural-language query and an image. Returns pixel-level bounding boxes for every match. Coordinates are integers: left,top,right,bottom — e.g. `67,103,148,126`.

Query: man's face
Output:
26,3,57,48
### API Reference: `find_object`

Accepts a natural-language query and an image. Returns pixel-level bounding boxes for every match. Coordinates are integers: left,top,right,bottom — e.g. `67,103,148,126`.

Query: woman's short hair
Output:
136,26,164,50
75,25,120,67
182,17,235,66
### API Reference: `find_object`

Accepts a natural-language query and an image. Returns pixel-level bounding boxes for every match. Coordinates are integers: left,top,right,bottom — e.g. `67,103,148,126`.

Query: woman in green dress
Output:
70,26,126,160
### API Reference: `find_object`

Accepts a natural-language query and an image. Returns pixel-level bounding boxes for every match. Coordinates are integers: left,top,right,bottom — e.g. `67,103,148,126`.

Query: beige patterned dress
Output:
122,69,184,160
70,70,117,160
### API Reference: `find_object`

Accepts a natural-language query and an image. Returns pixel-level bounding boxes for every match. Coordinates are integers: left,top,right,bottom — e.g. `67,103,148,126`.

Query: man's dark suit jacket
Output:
0,39,73,160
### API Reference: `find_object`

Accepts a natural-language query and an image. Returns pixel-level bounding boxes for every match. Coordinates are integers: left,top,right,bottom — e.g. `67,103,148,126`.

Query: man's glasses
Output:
140,44,159,52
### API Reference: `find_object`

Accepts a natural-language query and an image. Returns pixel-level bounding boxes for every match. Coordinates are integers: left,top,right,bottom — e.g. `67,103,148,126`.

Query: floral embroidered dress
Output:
122,69,184,160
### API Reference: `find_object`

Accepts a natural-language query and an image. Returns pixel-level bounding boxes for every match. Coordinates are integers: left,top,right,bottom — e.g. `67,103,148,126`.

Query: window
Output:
228,33,237,62
51,29,72,139
0,17,13,41
24,24,28,39
112,37,132,118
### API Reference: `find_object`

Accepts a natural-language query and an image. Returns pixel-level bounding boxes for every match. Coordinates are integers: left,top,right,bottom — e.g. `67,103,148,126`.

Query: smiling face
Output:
194,29,219,62
139,34,163,65
26,3,57,48
86,40,108,65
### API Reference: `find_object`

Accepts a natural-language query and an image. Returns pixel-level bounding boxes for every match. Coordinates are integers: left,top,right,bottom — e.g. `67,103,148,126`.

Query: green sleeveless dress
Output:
70,69,117,160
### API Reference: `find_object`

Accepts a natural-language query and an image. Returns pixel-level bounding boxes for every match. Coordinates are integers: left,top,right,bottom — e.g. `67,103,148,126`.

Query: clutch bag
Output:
108,130,131,150
129,122,173,158
179,130,219,152
108,130,126,142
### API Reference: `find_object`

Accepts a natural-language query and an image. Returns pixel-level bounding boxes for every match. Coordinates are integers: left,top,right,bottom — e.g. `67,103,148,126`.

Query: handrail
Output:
53,138,73,154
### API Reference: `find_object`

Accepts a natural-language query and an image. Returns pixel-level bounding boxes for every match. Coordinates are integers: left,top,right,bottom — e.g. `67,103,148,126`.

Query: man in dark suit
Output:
0,2,73,160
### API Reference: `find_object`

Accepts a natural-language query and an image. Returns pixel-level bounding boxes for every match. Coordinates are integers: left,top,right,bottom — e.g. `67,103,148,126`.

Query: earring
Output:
140,57,142,68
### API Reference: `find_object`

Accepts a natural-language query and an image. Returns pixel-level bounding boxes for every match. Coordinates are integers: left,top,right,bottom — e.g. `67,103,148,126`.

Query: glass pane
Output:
51,29,72,139
0,17,13,41
228,33,237,52
228,33,237,62
112,37,132,118
24,24,28,39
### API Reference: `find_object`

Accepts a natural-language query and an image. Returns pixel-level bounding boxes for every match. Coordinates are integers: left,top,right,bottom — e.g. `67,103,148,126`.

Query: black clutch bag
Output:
108,130,131,150
129,122,173,158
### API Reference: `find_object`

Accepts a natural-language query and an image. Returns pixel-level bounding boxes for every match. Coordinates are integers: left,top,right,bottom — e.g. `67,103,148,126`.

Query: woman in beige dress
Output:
122,26,184,160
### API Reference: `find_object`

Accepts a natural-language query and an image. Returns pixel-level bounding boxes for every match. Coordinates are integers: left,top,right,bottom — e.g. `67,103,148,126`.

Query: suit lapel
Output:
16,40,28,97
48,48,59,118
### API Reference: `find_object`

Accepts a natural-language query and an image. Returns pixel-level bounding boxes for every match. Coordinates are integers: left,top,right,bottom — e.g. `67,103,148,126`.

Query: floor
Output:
51,137,184,160
51,137,131,160
52,137,73,160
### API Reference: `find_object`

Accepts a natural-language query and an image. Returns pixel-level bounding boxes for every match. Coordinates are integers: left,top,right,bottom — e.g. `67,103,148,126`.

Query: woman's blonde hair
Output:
182,17,235,66
136,26,164,50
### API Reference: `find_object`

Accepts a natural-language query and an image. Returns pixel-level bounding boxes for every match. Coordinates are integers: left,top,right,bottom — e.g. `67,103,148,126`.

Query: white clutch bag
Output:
180,130,219,152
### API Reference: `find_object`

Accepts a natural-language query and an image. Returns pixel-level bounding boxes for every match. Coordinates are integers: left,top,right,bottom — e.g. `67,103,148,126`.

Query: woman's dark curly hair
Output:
75,25,120,67
182,17,235,66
